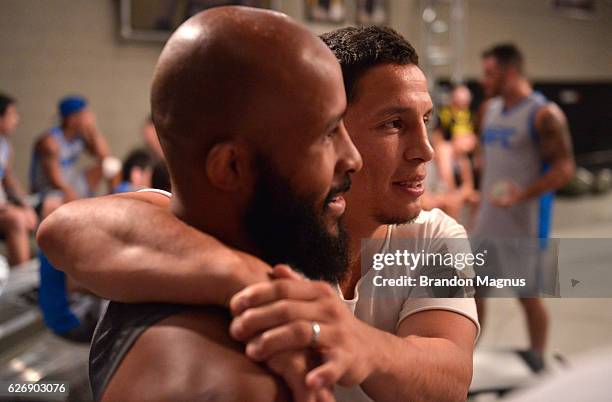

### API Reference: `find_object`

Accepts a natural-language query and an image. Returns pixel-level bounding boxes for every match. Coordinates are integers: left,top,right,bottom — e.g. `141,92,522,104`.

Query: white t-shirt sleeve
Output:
137,188,172,198
395,209,481,338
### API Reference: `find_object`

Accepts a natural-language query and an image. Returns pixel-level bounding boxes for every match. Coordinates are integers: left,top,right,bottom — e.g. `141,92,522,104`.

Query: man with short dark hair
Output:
473,43,575,364
114,149,153,193
40,21,478,402
0,93,37,265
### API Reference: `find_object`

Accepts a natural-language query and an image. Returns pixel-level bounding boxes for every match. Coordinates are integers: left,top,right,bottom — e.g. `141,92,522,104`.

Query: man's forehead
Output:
354,64,432,112
362,63,427,89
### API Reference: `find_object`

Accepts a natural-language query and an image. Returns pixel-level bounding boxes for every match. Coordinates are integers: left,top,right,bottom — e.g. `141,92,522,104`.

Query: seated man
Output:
426,85,478,220
40,19,478,402
32,95,110,341
0,93,37,266
30,95,110,217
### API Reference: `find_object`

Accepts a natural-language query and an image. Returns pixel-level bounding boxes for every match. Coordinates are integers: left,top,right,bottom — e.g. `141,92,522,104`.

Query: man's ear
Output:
206,142,252,192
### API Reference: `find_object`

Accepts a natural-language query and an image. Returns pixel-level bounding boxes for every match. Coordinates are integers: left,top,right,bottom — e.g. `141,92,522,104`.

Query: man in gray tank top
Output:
473,44,575,364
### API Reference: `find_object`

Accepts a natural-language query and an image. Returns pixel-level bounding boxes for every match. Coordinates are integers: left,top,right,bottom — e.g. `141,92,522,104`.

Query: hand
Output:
266,350,335,402
81,110,97,132
229,276,375,390
23,207,38,231
490,181,522,208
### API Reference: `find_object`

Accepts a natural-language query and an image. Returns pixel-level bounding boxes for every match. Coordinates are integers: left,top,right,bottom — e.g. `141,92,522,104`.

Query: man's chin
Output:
375,204,422,226
322,216,342,237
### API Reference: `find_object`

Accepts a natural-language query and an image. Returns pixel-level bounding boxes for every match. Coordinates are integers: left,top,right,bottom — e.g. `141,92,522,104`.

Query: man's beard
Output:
244,157,350,284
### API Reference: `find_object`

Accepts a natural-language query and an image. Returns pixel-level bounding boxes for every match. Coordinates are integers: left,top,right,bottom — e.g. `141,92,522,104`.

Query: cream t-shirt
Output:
334,208,480,402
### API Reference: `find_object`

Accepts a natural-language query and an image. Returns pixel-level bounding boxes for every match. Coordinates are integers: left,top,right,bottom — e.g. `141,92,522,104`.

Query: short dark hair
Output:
122,149,153,182
0,93,16,117
320,26,419,102
482,43,524,73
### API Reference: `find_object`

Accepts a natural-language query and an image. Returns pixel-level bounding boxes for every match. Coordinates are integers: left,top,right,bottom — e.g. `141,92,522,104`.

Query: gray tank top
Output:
30,127,89,198
473,92,553,238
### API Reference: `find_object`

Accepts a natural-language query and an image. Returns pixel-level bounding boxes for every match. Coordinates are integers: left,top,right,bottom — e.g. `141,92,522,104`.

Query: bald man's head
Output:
151,7,361,281
152,7,340,188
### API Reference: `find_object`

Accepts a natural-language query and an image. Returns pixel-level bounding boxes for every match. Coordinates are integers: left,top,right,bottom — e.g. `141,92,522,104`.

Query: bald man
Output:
85,7,360,402
40,22,478,402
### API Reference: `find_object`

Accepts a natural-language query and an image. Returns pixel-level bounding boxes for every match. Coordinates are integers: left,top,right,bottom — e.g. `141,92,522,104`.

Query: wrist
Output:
363,327,401,382
215,251,249,308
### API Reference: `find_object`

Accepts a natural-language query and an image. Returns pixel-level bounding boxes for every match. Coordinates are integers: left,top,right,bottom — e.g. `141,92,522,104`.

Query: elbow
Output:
36,210,61,259
36,204,75,273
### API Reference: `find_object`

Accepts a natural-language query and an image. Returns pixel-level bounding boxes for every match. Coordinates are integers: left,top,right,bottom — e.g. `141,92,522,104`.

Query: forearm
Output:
85,127,110,160
3,175,28,205
518,158,575,202
458,157,474,191
361,330,471,402
37,194,247,305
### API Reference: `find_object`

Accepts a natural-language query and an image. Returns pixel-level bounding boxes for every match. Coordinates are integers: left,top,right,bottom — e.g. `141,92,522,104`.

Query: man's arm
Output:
37,191,272,306
102,307,291,402
80,112,109,160
229,278,477,402
521,103,575,199
359,310,476,402
3,147,30,206
37,136,79,201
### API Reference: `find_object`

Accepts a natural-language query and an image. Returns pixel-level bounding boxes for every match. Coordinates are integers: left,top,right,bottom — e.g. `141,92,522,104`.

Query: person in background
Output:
32,95,109,342
0,93,37,266
473,44,575,366
114,149,153,194
30,95,110,218
425,85,478,220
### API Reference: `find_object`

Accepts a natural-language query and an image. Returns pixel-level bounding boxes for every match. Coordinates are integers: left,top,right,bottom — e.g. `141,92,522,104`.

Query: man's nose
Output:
336,120,363,175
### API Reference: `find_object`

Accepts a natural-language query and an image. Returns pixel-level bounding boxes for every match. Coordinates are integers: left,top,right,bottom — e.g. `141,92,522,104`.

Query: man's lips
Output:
392,175,425,197
326,195,346,218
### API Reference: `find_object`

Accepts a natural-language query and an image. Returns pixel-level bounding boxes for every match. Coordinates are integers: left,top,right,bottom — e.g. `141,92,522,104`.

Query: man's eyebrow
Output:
326,112,345,131
376,106,411,116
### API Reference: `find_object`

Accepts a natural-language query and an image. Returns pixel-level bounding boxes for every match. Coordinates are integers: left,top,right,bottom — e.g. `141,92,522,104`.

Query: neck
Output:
342,209,386,297
502,78,532,108
170,191,260,258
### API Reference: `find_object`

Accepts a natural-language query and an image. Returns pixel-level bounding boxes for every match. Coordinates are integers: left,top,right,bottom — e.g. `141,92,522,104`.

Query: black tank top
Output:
89,301,183,401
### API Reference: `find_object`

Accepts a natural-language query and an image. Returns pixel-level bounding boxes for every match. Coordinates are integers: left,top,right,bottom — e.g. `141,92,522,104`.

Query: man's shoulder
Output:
391,208,466,239
101,305,289,402
90,301,185,401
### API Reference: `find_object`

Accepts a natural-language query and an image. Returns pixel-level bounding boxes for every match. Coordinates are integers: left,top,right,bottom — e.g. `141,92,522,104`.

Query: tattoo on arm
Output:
537,105,574,163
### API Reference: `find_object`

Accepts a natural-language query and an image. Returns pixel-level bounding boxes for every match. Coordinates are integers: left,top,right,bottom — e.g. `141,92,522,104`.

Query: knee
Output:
3,209,27,232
